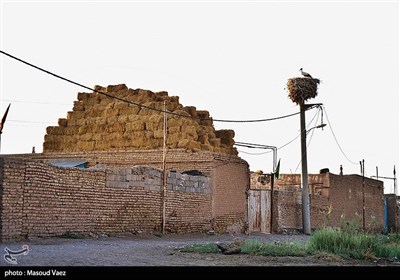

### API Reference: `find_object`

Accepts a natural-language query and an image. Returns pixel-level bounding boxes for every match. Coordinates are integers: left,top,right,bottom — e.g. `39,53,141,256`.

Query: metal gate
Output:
248,190,271,233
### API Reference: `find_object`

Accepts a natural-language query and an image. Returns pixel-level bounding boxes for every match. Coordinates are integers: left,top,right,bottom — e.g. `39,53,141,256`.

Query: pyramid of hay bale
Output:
43,84,237,155
286,77,320,105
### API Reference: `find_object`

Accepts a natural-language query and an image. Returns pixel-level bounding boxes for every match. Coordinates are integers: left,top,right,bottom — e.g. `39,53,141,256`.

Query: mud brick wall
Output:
211,156,249,233
328,174,384,231
250,172,384,233
0,157,213,241
43,84,237,155
385,194,398,232
2,150,249,237
0,158,25,240
275,190,302,232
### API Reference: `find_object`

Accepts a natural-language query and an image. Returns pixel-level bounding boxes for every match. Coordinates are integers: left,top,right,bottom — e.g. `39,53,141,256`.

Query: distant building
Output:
248,171,384,233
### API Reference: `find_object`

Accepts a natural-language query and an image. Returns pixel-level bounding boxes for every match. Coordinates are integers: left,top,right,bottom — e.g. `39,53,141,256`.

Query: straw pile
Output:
43,84,237,155
286,77,320,104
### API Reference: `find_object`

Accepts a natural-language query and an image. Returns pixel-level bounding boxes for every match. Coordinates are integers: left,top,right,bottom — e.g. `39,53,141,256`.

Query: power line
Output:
237,150,271,155
0,50,309,123
235,107,322,156
323,107,359,165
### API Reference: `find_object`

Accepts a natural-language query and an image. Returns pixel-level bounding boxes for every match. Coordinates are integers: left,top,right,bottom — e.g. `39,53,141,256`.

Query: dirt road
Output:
0,233,398,267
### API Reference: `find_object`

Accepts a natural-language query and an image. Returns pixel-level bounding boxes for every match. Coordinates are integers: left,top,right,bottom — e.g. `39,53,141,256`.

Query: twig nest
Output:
287,77,320,104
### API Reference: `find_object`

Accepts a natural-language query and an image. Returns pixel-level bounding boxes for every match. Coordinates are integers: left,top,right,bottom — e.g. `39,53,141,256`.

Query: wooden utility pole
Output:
270,173,274,234
161,101,167,234
300,103,311,235
361,159,365,230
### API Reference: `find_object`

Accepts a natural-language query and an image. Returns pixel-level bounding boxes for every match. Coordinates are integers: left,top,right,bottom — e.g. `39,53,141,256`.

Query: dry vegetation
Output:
43,84,237,155
286,77,320,104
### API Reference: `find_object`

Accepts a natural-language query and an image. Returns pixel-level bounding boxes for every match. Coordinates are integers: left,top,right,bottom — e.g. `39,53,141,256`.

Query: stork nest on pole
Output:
286,77,320,105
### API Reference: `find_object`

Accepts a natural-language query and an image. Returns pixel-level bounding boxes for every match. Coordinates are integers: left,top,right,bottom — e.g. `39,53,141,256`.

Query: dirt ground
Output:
1,232,399,267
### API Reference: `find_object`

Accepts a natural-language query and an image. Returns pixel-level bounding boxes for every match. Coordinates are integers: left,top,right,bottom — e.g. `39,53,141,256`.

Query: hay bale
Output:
64,127,79,135
153,129,164,139
107,116,118,124
172,109,191,118
79,133,93,141
119,106,140,116
125,121,145,131
177,139,201,151
77,92,90,101
197,110,212,125
200,144,213,152
104,108,119,118
94,85,106,92
209,138,221,147
183,106,197,117
73,101,85,111
184,126,198,139
106,84,128,93
114,100,129,109
58,118,68,127
286,77,320,104
168,126,180,134
118,115,128,123
215,129,235,146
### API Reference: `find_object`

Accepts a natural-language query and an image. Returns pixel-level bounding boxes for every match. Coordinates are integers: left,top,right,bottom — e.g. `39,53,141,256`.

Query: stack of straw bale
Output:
43,84,237,155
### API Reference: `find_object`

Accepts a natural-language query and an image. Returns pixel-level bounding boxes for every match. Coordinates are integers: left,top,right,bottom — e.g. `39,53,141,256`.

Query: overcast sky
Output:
1,1,398,193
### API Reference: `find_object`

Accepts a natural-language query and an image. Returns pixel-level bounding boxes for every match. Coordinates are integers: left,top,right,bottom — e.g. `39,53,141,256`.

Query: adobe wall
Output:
384,194,399,232
249,172,384,232
0,157,213,241
211,155,249,234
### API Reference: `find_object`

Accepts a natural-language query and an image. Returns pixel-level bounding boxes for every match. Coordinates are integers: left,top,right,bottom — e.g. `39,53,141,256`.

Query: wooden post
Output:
270,173,274,234
361,160,365,230
300,103,311,235
162,101,167,234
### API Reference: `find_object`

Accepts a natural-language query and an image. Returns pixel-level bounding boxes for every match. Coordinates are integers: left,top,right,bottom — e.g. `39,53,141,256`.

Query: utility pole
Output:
300,103,311,235
161,101,167,234
286,73,322,235
361,159,365,231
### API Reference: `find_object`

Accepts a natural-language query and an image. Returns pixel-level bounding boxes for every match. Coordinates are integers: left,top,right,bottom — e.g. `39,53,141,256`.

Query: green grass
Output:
241,239,310,257
308,228,400,260
180,243,220,253
180,229,400,261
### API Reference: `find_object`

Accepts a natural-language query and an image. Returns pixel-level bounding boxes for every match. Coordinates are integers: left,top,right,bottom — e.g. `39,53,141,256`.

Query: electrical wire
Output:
323,107,359,165
237,150,272,155
0,50,310,123
235,106,322,156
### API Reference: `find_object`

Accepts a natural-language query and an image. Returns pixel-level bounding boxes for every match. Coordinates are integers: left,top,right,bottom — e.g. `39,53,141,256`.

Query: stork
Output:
300,68,313,79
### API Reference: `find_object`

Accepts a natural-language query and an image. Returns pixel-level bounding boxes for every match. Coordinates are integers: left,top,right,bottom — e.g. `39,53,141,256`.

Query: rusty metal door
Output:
248,190,271,233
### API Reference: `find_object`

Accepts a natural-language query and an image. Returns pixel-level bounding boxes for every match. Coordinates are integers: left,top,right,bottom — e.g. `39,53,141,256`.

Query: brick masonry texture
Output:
0,150,248,241
385,194,400,232
250,172,384,233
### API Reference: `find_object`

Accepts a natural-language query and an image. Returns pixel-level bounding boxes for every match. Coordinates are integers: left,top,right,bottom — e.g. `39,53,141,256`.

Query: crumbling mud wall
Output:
43,84,237,155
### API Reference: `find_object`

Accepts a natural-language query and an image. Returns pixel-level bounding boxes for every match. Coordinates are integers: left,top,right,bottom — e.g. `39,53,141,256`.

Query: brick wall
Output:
249,172,384,233
385,194,399,232
1,150,249,241
0,157,214,241
211,155,249,233
328,174,384,231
